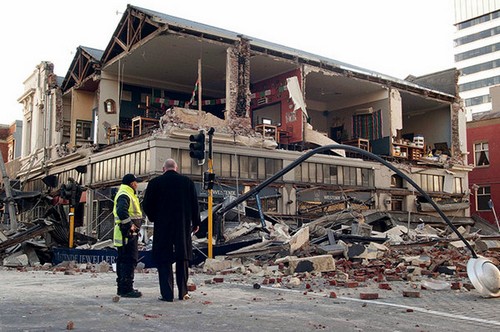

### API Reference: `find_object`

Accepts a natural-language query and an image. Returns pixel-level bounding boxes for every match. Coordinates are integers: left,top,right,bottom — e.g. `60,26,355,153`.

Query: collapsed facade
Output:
12,5,472,243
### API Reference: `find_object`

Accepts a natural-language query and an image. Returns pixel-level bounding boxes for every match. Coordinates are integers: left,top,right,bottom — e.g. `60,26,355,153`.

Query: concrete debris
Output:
2,202,500,301
3,252,29,267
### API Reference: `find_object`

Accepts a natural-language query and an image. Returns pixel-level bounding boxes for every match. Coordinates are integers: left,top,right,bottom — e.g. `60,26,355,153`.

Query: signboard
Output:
52,248,156,268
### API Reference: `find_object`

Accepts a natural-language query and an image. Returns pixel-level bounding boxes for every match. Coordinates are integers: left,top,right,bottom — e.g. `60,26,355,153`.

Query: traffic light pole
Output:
207,127,215,258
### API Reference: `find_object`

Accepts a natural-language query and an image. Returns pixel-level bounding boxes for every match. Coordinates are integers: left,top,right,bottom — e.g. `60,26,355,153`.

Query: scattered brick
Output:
187,284,197,291
213,277,224,283
360,293,379,300
329,292,337,298
402,291,421,298
385,275,402,282
378,283,391,290
355,276,367,282
346,281,359,288
463,283,475,291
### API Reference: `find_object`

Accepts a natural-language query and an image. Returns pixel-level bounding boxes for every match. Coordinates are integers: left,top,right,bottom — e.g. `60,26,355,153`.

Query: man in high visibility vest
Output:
113,173,144,298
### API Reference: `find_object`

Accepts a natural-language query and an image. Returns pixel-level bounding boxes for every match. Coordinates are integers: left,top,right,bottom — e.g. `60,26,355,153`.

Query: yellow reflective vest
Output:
113,184,143,247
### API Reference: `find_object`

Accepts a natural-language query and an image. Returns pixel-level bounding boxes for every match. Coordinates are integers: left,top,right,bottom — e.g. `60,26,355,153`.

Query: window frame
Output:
474,141,490,167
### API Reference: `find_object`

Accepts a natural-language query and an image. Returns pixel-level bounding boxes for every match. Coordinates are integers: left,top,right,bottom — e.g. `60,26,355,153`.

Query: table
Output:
342,138,370,151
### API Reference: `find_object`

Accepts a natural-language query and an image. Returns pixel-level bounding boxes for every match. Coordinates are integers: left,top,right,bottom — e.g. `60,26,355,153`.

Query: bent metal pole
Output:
216,144,478,258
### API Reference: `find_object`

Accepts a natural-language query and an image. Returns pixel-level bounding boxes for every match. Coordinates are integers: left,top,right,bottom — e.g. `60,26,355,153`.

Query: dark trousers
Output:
157,260,188,300
116,234,138,294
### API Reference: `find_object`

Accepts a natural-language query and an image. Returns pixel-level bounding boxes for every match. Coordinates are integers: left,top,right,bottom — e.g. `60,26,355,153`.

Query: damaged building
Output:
8,4,472,249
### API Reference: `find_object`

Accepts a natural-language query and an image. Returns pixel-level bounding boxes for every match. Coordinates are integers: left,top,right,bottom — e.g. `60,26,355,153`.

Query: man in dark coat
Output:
142,158,200,302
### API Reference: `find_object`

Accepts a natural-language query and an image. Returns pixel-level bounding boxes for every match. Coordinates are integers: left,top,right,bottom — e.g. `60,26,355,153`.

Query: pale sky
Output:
0,0,456,125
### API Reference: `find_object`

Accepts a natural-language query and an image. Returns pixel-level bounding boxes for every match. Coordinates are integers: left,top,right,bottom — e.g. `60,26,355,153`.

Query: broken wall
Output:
97,72,121,144
323,95,389,140
70,90,94,146
403,107,451,151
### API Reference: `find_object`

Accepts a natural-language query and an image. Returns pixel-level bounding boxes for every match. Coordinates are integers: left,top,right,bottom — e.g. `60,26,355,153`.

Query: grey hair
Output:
163,158,178,171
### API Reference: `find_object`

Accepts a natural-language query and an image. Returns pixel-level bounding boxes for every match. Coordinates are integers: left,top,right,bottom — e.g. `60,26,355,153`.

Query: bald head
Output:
163,158,178,172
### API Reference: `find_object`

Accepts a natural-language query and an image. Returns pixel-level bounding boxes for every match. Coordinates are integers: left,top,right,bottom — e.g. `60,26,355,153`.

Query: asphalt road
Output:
0,268,499,332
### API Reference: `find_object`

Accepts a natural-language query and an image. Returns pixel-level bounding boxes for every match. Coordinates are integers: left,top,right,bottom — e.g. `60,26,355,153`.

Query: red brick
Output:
421,269,432,276
463,283,475,291
360,293,379,300
346,282,359,288
329,292,337,298
187,284,196,291
355,276,367,282
378,283,391,290
402,291,420,298
328,280,337,286
386,275,402,282
213,277,224,283
451,282,462,290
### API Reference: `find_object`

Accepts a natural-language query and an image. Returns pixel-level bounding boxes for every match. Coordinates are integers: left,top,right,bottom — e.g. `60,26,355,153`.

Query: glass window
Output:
474,142,490,166
76,120,92,140
316,164,324,183
231,154,238,177
309,163,317,183
249,157,258,179
221,154,231,178
258,158,266,179
477,186,491,211
240,156,249,179
301,163,309,182
454,177,463,194
361,168,373,187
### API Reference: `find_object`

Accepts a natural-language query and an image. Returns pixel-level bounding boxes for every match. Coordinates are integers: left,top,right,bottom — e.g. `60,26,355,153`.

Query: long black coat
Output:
142,170,200,264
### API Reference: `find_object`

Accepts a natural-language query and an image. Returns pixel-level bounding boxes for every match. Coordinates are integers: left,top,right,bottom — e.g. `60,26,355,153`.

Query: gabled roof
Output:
72,4,455,101
61,46,103,92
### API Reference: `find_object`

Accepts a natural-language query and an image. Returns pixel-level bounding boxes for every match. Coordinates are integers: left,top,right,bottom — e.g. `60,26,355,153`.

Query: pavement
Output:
1,267,500,332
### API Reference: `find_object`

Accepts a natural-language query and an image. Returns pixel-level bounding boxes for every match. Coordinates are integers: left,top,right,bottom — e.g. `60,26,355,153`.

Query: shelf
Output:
255,124,278,142
107,126,131,144
392,143,423,160
131,116,158,137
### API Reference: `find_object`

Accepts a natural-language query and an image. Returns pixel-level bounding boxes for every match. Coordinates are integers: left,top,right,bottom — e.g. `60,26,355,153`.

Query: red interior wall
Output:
251,69,303,143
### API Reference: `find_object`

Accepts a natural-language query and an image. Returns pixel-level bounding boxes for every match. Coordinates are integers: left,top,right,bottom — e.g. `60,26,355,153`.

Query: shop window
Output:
474,142,489,166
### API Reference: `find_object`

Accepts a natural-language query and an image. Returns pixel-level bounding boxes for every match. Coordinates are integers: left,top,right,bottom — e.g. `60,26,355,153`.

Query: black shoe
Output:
158,296,173,302
120,289,142,298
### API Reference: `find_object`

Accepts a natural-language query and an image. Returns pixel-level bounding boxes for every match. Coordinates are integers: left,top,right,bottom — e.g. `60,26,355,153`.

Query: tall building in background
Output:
454,0,500,120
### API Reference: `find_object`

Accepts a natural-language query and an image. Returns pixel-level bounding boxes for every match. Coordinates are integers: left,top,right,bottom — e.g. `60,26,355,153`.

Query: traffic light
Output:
203,171,215,190
189,131,206,163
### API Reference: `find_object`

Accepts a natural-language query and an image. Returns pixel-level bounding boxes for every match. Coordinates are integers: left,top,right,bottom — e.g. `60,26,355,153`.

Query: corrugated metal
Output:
81,46,104,61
